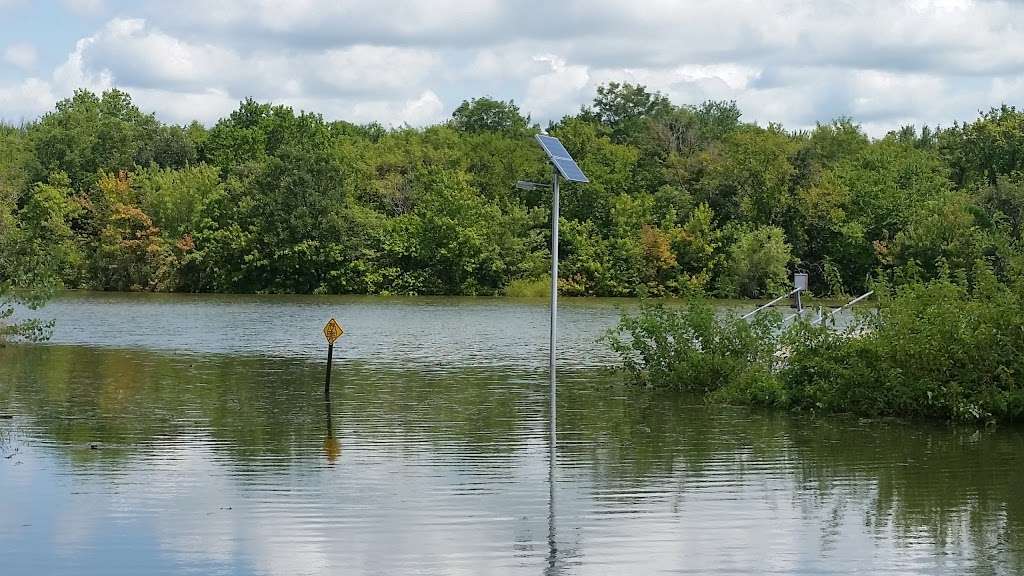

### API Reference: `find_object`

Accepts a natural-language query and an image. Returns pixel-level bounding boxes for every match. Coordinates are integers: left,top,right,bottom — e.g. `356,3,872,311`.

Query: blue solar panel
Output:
536,135,573,160
553,157,588,183
536,134,589,183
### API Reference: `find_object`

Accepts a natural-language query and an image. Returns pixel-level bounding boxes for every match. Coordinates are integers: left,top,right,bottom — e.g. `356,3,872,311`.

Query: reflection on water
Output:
323,387,340,465
1,345,1022,575
547,394,561,576
0,294,1022,575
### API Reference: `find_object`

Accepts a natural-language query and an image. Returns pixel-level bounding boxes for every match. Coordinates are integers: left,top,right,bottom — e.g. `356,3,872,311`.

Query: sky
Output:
1,0,1023,135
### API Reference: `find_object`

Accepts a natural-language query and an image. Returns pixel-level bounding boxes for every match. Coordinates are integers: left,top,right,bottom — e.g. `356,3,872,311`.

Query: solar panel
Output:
536,134,589,183
536,135,573,161
553,157,588,183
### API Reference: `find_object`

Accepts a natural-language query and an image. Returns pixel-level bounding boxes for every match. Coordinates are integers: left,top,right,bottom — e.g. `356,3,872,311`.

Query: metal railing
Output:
780,310,806,326
741,288,801,320
811,291,875,326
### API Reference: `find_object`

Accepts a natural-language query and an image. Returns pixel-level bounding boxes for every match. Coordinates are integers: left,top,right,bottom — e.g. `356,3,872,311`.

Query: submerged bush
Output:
611,268,1024,423
785,270,1024,422
607,300,781,395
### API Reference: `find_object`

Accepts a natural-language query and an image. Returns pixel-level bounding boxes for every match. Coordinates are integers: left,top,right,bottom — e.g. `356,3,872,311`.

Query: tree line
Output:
3,83,1024,309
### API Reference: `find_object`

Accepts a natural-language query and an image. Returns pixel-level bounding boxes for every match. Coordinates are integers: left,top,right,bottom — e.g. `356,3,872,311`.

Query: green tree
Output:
386,168,543,295
719,225,793,298
450,97,531,135
559,218,612,296
89,173,175,291
0,125,38,199
671,202,721,293
29,89,161,187
0,128,64,341
150,124,200,169
9,85,1024,302
789,170,870,294
0,217,57,341
696,125,798,226
977,172,1024,240
888,192,991,280
584,82,672,143
939,105,1024,187
136,164,226,243
18,173,82,279
550,117,640,226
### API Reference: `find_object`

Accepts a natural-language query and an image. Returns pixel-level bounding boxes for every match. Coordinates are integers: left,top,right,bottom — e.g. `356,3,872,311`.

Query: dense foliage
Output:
3,84,1024,304
0,126,59,341
607,299,781,397
610,266,1024,423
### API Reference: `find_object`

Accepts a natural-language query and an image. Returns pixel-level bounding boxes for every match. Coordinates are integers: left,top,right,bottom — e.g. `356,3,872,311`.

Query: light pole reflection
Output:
545,387,559,576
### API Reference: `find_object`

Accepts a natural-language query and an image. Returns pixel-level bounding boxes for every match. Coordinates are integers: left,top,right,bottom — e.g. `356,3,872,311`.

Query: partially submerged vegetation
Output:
609,265,1024,423
0,154,56,343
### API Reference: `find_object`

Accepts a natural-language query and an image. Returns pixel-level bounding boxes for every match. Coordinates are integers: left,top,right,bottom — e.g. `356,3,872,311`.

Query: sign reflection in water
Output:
324,386,340,465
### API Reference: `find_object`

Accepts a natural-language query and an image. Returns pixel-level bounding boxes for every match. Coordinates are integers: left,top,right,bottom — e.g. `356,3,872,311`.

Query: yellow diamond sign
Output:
323,318,344,345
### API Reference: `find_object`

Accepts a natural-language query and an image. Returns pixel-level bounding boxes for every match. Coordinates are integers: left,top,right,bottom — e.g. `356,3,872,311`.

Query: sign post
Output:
322,318,344,392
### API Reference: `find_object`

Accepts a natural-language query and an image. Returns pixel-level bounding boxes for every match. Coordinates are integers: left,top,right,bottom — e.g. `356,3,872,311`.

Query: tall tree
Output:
29,89,160,188
450,97,531,135
584,82,673,143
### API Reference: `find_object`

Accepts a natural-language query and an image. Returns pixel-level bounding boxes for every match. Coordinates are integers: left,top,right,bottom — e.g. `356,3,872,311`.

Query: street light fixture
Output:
515,180,551,192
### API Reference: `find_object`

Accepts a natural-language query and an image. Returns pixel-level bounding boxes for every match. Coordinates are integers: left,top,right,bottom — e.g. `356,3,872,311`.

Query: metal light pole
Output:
547,168,559,573
521,135,587,575
516,175,560,440
519,134,587,499
548,166,559,440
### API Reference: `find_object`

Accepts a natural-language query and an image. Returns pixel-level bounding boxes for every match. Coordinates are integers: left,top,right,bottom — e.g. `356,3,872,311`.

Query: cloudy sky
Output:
1,0,1022,135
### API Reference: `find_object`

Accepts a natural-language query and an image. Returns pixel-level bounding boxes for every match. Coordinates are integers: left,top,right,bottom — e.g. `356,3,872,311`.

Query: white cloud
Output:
146,1,1024,76
311,46,440,95
0,77,55,121
79,18,243,89
399,90,445,125
4,1,1024,134
3,42,36,70
522,55,590,120
53,33,114,94
159,0,506,45
7,16,447,126
466,48,547,82
75,18,441,101
127,87,239,125
282,90,445,127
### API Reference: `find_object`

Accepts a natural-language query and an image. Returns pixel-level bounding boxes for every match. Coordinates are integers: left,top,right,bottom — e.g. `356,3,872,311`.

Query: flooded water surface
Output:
1,293,1022,575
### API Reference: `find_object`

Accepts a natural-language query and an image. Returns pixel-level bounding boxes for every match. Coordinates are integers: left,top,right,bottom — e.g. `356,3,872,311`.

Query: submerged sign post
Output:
323,318,344,391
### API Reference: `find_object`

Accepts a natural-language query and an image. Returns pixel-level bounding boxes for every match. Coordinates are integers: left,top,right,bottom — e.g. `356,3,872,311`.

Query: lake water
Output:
1,293,1022,575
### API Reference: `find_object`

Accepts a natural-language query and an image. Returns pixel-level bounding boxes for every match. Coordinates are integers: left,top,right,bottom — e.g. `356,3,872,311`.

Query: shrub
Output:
504,276,550,298
611,266,1024,423
779,322,888,415
607,299,781,394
